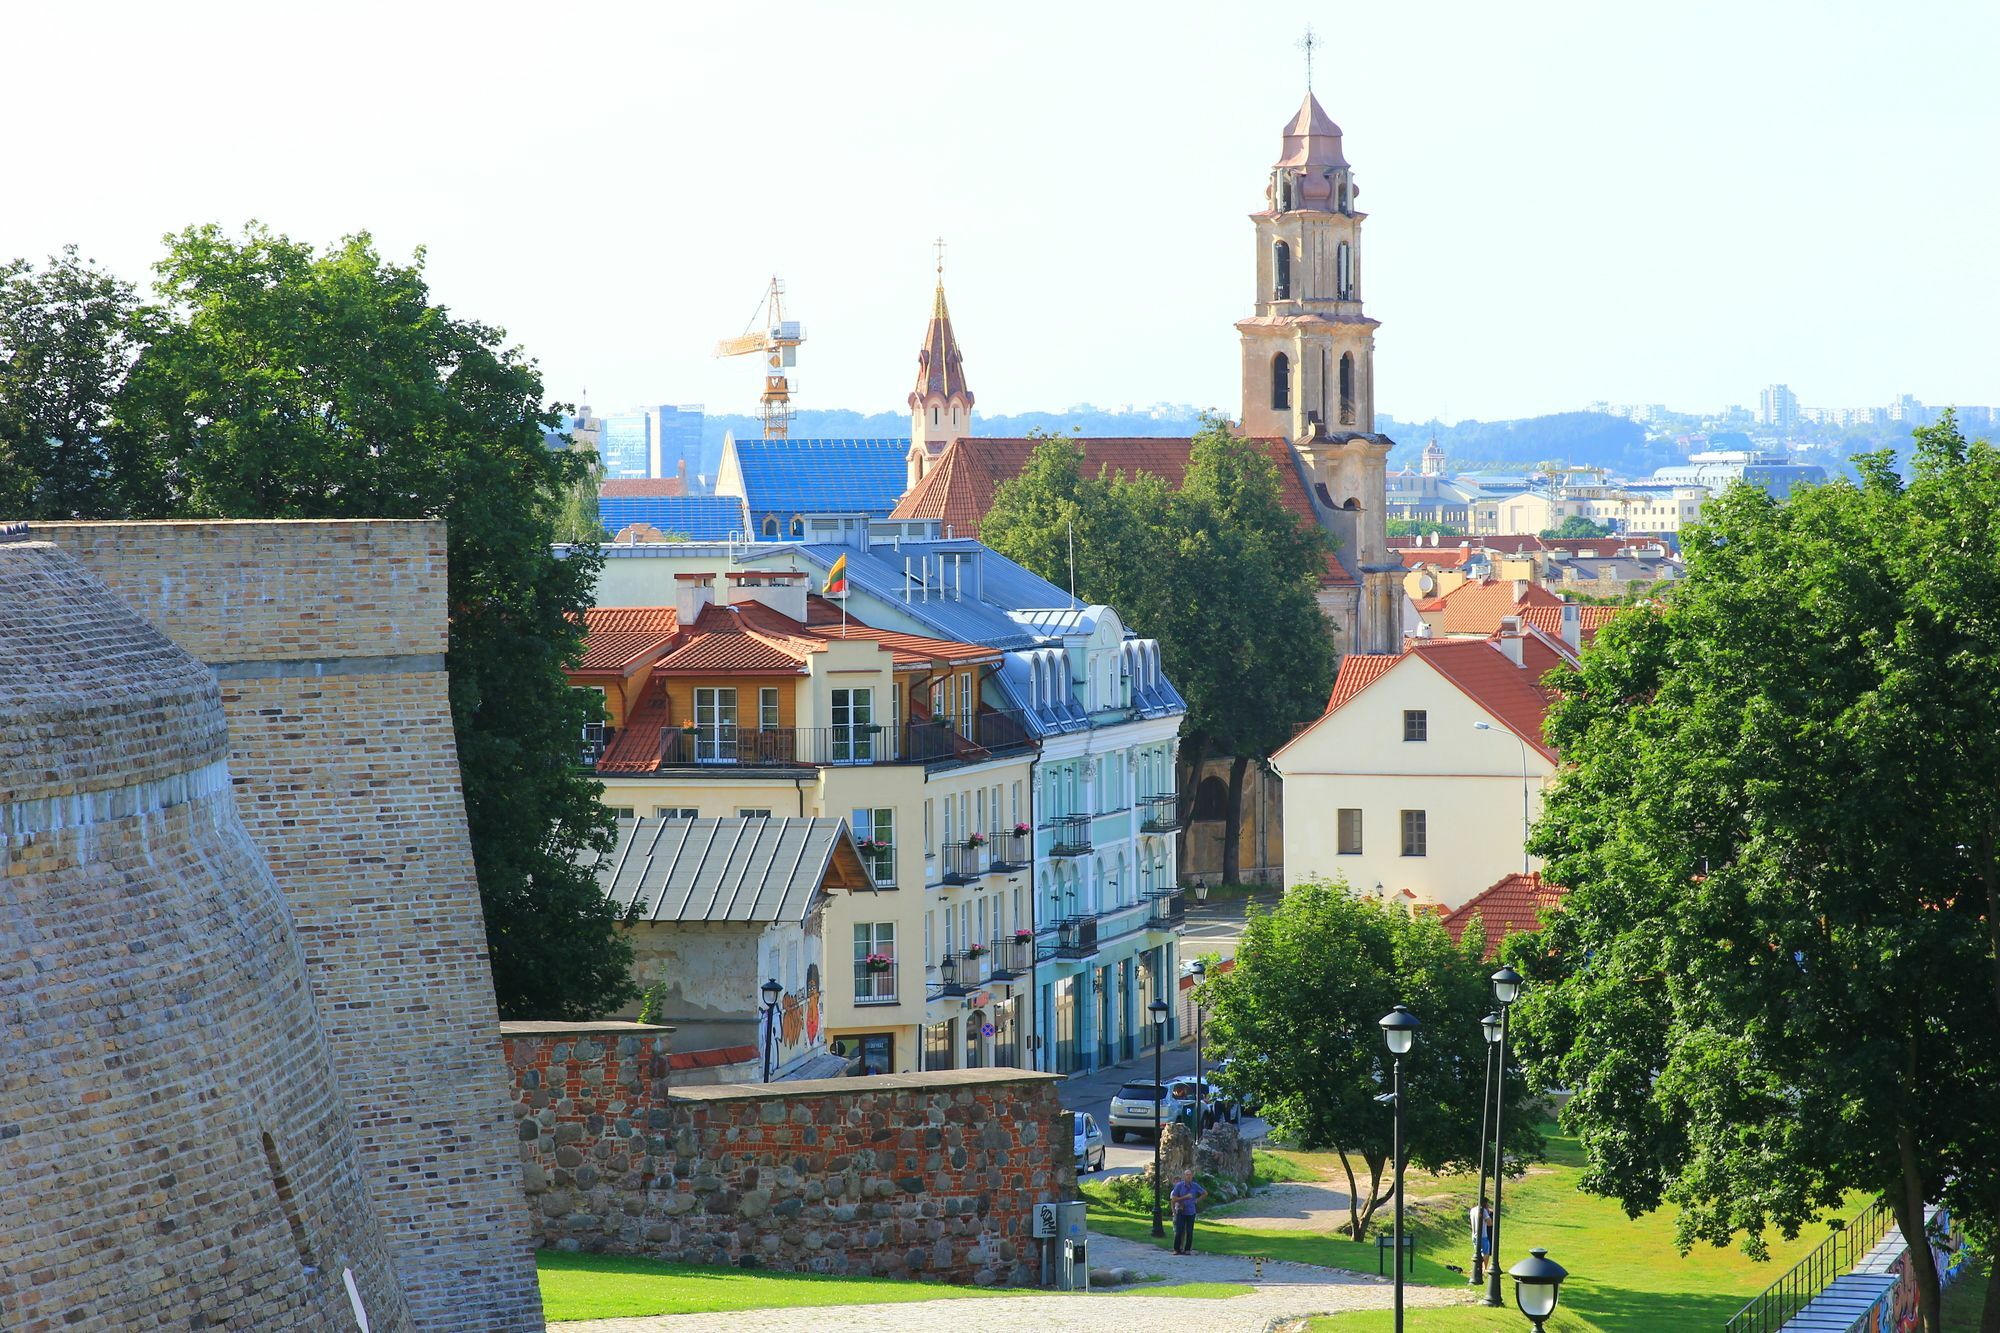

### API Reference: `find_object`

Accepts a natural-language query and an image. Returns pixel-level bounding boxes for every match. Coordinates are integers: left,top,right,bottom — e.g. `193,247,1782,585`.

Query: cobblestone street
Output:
553,1231,1476,1332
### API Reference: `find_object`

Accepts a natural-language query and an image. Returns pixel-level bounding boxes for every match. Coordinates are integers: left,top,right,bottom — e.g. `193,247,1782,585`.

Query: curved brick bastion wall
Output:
35,520,541,1329
0,540,412,1330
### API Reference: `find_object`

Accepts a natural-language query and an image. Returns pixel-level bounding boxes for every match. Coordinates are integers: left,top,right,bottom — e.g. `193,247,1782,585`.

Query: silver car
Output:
1107,1081,1169,1142
1073,1111,1107,1172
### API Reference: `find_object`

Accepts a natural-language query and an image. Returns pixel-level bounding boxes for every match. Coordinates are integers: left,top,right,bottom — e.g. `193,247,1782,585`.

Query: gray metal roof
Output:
593,818,851,925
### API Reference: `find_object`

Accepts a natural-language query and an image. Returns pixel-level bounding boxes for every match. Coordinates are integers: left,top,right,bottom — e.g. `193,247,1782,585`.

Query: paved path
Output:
553,1232,1474,1333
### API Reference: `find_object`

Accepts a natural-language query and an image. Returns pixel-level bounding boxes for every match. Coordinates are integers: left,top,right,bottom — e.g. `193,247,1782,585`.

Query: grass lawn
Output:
1086,1126,1873,1333
1945,1261,1988,1331
536,1251,1247,1320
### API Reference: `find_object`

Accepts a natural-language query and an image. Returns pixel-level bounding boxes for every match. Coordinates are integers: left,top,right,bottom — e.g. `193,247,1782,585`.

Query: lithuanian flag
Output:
826,553,849,595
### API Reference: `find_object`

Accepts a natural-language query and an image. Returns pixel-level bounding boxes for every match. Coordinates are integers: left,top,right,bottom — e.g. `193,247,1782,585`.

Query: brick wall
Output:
39,520,541,1331
501,1026,1072,1287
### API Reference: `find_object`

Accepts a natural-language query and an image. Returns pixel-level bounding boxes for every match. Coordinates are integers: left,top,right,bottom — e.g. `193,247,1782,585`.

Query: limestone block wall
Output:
498,1033,1072,1287
38,520,541,1331
0,540,412,1330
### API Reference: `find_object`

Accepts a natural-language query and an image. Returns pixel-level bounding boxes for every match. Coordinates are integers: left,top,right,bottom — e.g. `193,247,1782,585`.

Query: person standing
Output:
1170,1169,1207,1255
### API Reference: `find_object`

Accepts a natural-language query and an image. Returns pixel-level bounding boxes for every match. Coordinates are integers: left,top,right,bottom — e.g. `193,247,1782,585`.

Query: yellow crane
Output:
714,276,805,438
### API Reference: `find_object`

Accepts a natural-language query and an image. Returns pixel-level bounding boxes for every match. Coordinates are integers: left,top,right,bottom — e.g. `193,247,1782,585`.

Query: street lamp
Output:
1149,997,1170,1238
1189,958,1207,1131
1378,1004,1420,1332
1471,1011,1502,1285
1510,1248,1568,1330
1472,721,1532,875
760,977,784,1082
1485,965,1523,1308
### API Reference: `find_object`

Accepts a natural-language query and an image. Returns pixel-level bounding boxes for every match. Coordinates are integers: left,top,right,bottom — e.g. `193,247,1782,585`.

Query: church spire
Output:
907,240,975,485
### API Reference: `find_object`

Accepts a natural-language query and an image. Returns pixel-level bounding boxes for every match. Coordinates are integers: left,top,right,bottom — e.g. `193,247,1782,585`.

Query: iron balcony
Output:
1049,814,1093,857
1138,794,1181,833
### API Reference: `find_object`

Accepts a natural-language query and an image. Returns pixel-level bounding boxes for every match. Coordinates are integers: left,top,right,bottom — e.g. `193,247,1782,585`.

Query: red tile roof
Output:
667,1044,759,1071
1398,548,1472,569
653,603,817,674
576,607,679,673
1406,636,1564,761
1518,603,1621,647
890,436,1354,587
1442,873,1567,959
602,477,689,498
1323,652,1401,713
1417,578,1566,636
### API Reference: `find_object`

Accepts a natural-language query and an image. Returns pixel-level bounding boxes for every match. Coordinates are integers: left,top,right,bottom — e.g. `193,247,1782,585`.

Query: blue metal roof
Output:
730,439,910,520
599,495,750,541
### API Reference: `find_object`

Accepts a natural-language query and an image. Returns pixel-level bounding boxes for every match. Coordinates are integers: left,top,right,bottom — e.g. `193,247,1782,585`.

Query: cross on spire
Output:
933,236,947,279
1298,25,1319,92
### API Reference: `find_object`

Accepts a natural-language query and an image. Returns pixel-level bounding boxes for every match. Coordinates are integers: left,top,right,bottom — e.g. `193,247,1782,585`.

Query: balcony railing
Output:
641,708,1037,772
986,829,1030,869
1049,814,1093,857
942,842,983,885
955,950,992,987
853,963,898,1005
1138,794,1181,833
1146,890,1187,930
1724,1197,1892,1333
1056,916,1098,959
988,937,1032,979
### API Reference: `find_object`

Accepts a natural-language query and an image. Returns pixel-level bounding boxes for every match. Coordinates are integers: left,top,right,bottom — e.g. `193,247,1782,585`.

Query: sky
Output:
6,1,1997,425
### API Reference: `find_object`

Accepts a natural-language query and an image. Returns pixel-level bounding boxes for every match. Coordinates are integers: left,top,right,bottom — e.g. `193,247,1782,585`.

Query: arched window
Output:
1271,353,1291,411
1339,353,1356,425
761,516,779,538
931,406,939,427
1272,241,1291,300
1279,174,1294,212
1337,241,1353,299
1192,775,1229,820
789,515,804,537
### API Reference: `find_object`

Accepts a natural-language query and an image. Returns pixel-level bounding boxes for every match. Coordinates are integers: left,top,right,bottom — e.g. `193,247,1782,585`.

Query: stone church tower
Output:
906,269,975,489
1237,94,1402,655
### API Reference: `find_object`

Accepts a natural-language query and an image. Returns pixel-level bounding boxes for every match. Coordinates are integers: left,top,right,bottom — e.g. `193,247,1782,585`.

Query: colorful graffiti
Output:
1867,1208,1971,1333
762,965,823,1074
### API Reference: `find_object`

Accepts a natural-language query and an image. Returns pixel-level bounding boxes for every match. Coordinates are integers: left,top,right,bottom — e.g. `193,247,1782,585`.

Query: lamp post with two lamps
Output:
1189,958,1207,1129
1378,1004,1420,1332
759,977,784,1083
1148,996,1170,1238
1484,965,1523,1307
1471,1009,1502,1284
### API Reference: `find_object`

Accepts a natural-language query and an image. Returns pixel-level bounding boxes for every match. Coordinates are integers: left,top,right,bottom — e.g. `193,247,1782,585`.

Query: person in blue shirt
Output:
1170,1169,1207,1254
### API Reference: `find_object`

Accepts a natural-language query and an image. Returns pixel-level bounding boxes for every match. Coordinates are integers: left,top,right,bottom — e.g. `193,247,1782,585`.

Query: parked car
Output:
1166,1076,1229,1130
1211,1057,1260,1117
1073,1111,1107,1172
1107,1081,1168,1142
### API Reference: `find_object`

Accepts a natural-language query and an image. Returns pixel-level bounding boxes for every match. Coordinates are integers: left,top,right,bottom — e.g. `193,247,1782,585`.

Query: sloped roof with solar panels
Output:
600,494,750,541
725,439,911,520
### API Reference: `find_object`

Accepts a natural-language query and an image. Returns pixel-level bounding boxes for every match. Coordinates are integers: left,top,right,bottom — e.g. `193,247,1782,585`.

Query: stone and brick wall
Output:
38,520,541,1330
501,1027,1072,1287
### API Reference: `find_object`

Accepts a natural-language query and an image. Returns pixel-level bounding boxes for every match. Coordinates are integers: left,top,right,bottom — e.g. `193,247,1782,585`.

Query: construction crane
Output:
714,276,805,438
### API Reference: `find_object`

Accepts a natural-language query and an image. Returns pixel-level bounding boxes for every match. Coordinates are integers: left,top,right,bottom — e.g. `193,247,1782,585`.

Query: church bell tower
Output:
1237,93,1401,654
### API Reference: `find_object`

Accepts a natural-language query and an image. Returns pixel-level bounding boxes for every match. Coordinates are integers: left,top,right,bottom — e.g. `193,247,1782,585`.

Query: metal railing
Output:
1050,814,1093,857
955,949,992,987
641,708,1037,771
853,963,898,1005
1056,916,1098,959
986,829,1031,869
1138,794,1181,833
1146,890,1187,929
988,937,1032,979
942,842,983,885
1723,1197,1892,1333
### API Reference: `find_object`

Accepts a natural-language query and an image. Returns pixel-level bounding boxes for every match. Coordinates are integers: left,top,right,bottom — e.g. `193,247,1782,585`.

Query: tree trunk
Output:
1979,829,2000,1032
1896,1124,1943,1333
1339,1150,1363,1240
1981,1256,2000,1333
1176,733,1208,876
1220,754,1252,885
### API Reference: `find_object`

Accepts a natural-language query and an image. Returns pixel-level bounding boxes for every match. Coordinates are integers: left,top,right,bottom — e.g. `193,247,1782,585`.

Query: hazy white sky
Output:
6,1,1996,424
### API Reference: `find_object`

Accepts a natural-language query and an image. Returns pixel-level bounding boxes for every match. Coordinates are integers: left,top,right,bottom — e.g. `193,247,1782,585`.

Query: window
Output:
654,806,699,819
1337,240,1353,299
1272,353,1291,411
924,798,934,854
1273,240,1291,299
1337,808,1363,855
855,922,895,1003
694,687,737,762
959,673,973,728
609,806,635,821
737,807,772,818
831,687,874,763
852,807,895,885
1401,810,1428,857
759,687,780,730
1339,352,1356,424
761,516,778,538
1403,710,1428,742
1279,174,1294,211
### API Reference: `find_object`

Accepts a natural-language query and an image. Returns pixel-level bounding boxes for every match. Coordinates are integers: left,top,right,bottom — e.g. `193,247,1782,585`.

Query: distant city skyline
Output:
5,2,1995,424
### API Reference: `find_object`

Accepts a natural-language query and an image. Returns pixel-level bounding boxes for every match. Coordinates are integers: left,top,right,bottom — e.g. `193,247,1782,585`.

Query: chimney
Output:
723,570,809,622
1497,615,1524,666
1512,578,1530,603
1414,622,1434,639
675,572,715,623
1561,601,1582,651
1428,530,1440,547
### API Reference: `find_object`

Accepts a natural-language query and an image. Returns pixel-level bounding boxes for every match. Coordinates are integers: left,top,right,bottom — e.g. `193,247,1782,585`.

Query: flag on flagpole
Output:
827,552,849,596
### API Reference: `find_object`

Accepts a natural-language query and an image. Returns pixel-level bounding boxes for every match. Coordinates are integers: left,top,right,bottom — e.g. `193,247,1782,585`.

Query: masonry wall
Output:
502,1027,1072,1286
39,520,542,1331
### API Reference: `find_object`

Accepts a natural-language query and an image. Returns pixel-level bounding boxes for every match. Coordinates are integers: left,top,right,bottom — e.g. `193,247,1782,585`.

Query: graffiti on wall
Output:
1868,1208,1970,1333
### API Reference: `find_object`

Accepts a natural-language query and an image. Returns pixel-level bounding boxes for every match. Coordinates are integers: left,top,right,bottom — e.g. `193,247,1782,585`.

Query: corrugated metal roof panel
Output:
592,817,844,924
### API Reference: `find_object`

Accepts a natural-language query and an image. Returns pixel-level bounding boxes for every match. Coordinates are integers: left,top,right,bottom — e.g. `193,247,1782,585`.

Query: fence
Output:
1723,1196,1892,1333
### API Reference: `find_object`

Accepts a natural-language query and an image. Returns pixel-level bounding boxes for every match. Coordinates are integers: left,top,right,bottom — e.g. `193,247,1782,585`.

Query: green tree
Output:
982,419,1336,879
1202,881,1543,1239
115,223,631,1020
1386,518,1462,538
1539,516,1611,538
0,246,152,518
1514,414,2000,1331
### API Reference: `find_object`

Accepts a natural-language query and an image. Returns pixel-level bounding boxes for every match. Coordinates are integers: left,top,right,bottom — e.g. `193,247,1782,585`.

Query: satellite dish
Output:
1417,573,1436,594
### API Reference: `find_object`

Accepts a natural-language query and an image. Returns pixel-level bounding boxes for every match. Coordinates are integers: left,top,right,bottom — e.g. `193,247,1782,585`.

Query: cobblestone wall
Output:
500,1030,1072,1287
0,540,412,1330
38,520,540,1330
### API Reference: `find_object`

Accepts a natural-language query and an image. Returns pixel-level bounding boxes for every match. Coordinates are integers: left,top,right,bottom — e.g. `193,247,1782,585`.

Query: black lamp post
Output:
1189,958,1207,1129
760,977,784,1082
1510,1248,1568,1330
1379,1003,1420,1332
1148,996,1169,1238
1472,1010,1502,1285
1485,965,1524,1307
